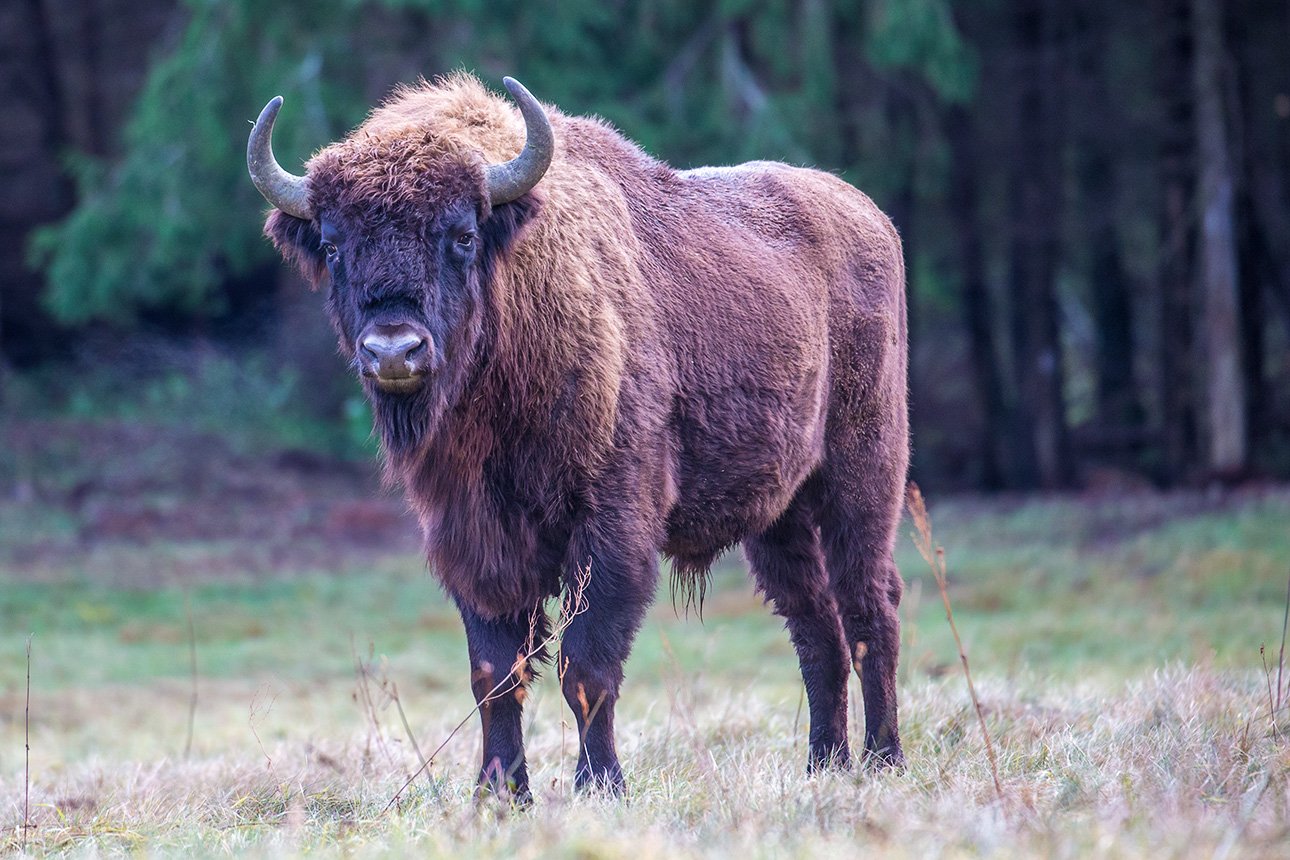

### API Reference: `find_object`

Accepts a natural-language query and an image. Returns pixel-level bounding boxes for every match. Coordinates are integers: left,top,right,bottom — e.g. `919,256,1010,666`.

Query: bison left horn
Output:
484,77,554,206
247,96,314,220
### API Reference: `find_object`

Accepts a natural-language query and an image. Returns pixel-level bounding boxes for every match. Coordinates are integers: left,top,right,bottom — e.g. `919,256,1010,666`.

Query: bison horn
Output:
484,77,554,206
247,96,314,220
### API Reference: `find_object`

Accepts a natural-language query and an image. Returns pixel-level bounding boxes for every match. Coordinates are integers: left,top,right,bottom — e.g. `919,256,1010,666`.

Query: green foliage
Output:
30,0,976,326
30,0,383,324
866,0,977,103
3,348,377,461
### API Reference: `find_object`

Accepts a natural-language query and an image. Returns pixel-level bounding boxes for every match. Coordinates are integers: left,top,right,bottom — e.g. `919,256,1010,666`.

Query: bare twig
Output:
184,591,198,759
248,685,277,769
558,654,571,795
906,483,1004,803
351,637,400,774
383,563,593,812
792,682,805,741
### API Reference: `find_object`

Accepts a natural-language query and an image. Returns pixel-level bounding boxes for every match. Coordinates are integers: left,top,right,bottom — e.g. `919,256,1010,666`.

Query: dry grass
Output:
0,667,1287,857
3,465,1289,856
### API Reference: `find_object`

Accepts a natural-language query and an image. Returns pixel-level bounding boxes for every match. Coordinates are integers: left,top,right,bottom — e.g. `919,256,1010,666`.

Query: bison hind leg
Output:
817,424,908,769
744,494,852,771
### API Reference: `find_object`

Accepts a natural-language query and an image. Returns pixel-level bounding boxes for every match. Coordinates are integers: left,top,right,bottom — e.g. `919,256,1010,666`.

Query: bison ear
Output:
479,193,542,270
265,210,327,289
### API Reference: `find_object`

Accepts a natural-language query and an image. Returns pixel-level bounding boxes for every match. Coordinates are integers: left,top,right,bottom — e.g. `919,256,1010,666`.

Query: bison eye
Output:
455,231,476,249
321,241,339,262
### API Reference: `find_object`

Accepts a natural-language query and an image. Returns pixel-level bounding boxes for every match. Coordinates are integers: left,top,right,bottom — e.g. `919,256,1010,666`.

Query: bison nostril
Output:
358,326,430,379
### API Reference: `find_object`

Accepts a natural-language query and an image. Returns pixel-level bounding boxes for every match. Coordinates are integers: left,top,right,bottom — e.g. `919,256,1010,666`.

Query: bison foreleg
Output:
457,600,550,803
557,526,656,795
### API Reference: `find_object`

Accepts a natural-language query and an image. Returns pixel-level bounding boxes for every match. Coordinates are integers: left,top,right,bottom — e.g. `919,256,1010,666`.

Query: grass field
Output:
2,420,1289,856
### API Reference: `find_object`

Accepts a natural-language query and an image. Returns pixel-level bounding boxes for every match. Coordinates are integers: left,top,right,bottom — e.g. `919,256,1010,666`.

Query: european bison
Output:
248,74,908,799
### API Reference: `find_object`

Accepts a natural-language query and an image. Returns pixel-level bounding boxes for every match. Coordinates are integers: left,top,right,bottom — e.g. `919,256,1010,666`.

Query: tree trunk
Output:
0,0,75,367
1070,4,1141,440
79,0,108,156
1153,0,1198,484
1191,0,1245,476
1236,198,1267,464
947,105,1006,489
830,3,866,171
1006,0,1071,488
1230,3,1280,470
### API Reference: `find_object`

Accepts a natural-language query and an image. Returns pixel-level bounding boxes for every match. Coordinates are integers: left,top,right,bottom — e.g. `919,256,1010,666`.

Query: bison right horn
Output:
247,96,314,221
484,77,554,206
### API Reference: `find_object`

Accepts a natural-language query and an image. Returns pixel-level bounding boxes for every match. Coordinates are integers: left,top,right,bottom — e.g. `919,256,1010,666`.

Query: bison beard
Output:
252,73,909,801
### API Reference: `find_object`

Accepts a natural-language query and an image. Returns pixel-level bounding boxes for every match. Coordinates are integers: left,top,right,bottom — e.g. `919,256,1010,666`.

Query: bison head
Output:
248,76,552,458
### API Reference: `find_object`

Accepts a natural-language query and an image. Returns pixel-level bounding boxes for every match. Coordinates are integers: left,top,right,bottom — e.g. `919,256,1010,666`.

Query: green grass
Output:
1,350,377,469
1,490,1288,856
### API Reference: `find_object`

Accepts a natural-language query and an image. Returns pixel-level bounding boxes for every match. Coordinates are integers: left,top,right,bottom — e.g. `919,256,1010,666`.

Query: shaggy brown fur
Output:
261,73,909,799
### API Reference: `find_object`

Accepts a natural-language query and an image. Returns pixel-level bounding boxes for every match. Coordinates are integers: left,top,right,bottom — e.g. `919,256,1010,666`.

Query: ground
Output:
1,419,1288,857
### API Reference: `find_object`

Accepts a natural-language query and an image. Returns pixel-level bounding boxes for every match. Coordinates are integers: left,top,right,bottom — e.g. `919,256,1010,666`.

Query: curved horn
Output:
484,77,554,206
247,96,314,220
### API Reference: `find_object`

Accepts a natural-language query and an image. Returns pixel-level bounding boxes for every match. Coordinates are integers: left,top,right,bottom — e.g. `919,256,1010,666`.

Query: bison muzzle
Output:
248,74,909,801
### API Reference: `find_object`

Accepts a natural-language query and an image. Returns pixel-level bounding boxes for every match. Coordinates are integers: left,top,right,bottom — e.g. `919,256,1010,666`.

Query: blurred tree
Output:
1191,0,1245,475
946,103,1005,490
1232,0,1290,470
1152,0,1199,481
1,0,81,367
8,0,1290,488
30,0,375,324
28,0,976,328
1005,0,1070,488
1071,2,1140,437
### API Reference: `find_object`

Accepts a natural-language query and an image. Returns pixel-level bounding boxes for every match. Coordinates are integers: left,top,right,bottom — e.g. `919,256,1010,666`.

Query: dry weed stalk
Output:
1258,568,1290,737
1276,567,1289,713
905,483,1004,803
351,637,400,774
383,562,593,812
184,591,198,759
1259,646,1279,738
248,685,277,769
22,635,32,851
351,646,430,777
376,664,428,773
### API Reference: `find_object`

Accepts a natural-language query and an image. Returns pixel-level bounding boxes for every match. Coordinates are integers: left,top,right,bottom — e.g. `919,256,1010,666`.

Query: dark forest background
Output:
2,0,1288,491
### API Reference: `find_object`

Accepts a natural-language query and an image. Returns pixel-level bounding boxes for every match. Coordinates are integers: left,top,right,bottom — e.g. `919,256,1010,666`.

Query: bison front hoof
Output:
861,745,906,772
807,743,853,775
574,764,626,797
475,760,532,808
473,781,533,809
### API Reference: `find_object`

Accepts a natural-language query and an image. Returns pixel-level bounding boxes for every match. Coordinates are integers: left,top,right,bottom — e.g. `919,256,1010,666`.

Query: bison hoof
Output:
574,764,626,797
475,761,532,808
807,744,853,774
861,746,906,771
473,780,533,809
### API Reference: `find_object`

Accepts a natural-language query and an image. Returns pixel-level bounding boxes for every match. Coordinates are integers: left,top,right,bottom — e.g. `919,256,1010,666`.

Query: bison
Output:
247,74,908,799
